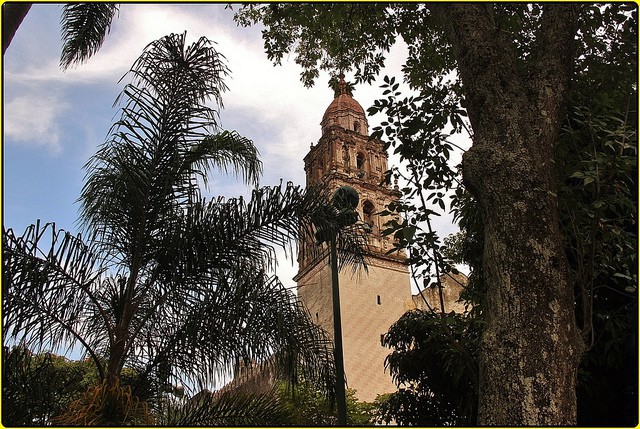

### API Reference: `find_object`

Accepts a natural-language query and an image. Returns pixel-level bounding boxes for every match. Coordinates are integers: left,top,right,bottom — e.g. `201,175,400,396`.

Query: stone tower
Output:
294,76,412,403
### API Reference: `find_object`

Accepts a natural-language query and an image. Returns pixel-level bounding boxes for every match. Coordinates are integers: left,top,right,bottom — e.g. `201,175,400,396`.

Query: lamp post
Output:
329,232,347,426
315,185,360,426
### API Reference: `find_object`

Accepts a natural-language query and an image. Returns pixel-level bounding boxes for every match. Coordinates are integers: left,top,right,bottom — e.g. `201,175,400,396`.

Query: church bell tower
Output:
294,76,412,403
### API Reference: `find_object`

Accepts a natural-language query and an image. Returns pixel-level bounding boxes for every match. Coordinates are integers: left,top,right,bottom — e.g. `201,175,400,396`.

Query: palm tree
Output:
3,32,366,425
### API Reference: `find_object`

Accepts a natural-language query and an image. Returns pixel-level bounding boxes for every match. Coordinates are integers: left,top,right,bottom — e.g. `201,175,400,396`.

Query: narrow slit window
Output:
377,295,381,305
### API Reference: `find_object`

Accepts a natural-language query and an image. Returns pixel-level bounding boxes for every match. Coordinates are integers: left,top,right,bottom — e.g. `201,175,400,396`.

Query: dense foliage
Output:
3,346,97,425
273,381,375,425
374,310,480,426
557,7,638,423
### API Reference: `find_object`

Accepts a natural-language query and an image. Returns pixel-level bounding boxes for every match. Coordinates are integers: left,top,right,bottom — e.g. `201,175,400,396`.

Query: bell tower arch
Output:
295,75,412,403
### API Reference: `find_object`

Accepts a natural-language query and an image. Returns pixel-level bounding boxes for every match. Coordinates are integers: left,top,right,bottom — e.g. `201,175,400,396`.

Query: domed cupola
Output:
321,74,369,137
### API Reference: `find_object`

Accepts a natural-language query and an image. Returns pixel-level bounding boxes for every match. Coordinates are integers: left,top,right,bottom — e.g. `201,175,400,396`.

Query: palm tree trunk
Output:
2,3,31,55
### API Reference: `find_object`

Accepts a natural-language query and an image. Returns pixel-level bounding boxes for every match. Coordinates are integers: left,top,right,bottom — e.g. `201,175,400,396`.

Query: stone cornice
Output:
295,249,408,282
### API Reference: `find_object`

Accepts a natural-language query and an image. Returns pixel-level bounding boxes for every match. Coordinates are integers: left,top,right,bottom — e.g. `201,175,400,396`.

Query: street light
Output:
314,185,360,426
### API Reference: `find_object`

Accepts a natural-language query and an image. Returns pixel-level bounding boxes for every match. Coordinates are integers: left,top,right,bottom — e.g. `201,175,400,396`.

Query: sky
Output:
3,3,468,291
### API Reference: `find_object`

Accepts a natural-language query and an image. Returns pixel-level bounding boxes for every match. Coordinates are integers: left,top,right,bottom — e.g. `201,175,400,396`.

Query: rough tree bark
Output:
434,4,585,425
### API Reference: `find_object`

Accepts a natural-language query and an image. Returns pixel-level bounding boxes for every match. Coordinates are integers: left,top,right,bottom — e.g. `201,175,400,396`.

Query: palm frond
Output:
111,183,361,401
3,222,110,378
52,379,153,426
121,182,367,322
184,184,314,272
79,33,246,266
126,32,229,111
165,390,290,426
151,182,366,280
60,3,119,70
127,267,335,402
187,130,262,188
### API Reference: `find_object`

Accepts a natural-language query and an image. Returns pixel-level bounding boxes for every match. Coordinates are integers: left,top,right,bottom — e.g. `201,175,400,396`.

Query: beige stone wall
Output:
411,272,469,313
298,255,413,403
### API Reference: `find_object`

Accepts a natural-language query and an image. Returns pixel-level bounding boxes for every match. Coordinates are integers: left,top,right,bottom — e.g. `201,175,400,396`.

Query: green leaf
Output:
613,273,633,281
402,225,417,242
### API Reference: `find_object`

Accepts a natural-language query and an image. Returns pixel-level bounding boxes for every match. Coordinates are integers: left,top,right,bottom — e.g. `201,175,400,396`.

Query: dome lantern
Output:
320,74,368,136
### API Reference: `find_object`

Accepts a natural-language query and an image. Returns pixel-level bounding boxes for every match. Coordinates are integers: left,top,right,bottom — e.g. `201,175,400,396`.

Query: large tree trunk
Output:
435,4,585,425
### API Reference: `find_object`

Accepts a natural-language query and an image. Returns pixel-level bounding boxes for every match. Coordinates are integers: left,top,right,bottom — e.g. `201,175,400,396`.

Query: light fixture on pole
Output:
314,185,360,426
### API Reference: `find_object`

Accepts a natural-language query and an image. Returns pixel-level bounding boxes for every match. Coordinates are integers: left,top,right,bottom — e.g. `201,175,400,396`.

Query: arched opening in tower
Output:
362,200,376,233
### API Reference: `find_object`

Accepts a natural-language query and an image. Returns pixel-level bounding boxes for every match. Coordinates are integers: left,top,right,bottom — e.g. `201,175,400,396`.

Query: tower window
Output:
377,295,381,305
356,153,366,170
363,201,375,220
363,200,376,231
354,121,360,133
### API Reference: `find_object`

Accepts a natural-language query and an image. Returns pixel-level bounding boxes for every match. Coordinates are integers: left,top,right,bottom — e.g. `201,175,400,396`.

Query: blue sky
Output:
3,4,468,289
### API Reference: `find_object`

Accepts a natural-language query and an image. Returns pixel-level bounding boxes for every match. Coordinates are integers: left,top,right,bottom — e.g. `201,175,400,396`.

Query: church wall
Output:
297,255,413,403
338,258,414,402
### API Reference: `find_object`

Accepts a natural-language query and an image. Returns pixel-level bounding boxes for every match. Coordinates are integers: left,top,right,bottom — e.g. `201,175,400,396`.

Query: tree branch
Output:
529,4,581,147
2,3,31,55
429,3,524,132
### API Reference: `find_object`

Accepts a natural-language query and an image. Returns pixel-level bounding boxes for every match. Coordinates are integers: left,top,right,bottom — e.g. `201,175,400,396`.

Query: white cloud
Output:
4,91,68,154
